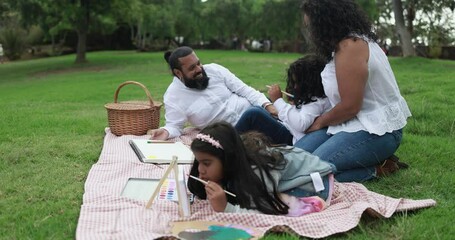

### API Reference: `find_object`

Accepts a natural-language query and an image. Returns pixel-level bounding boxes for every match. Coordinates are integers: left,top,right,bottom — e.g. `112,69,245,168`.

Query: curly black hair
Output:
285,54,326,108
300,0,377,61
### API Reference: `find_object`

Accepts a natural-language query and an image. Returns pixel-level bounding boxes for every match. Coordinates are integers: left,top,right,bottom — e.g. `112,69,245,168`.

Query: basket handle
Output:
113,81,156,107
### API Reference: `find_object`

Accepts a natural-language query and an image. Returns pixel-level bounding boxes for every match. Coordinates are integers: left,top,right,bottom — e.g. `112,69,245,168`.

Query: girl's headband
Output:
196,133,223,150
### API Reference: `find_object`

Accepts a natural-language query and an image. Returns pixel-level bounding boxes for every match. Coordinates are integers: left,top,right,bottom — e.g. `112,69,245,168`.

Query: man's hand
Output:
205,181,228,212
148,128,169,140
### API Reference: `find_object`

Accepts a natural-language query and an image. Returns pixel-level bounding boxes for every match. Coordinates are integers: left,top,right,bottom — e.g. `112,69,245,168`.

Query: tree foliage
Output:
0,26,27,60
113,0,177,51
1,0,454,62
378,0,454,56
7,0,119,63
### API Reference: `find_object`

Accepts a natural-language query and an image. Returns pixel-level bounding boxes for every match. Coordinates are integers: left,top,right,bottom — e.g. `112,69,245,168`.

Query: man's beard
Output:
182,68,210,90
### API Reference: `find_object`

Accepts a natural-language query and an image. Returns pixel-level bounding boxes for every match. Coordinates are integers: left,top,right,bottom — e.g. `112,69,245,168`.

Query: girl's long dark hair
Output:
188,122,289,215
285,55,326,108
300,0,377,61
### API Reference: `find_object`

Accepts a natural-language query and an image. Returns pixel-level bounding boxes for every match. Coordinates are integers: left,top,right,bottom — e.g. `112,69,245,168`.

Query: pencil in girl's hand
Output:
265,85,295,98
188,175,237,198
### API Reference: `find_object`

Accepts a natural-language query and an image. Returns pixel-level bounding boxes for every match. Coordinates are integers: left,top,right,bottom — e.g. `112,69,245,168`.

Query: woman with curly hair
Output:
295,0,412,182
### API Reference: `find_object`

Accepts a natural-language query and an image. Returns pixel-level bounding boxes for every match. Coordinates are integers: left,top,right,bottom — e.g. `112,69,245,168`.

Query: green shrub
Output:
428,45,442,59
0,26,27,60
26,25,45,45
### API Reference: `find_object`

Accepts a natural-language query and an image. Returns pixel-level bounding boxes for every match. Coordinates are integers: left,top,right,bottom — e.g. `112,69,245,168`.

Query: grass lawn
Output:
0,50,454,239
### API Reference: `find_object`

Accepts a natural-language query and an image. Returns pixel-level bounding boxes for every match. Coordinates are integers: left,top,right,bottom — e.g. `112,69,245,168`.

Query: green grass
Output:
0,51,454,239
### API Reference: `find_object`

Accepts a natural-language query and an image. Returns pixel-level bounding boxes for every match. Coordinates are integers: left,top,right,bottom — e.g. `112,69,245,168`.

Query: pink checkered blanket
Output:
76,128,436,239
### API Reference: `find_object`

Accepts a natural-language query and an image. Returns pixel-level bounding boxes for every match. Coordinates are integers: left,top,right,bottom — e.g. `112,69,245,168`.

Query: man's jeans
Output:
235,106,293,145
294,128,403,182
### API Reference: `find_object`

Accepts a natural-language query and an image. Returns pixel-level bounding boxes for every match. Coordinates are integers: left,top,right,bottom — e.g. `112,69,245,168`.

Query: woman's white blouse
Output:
321,38,412,136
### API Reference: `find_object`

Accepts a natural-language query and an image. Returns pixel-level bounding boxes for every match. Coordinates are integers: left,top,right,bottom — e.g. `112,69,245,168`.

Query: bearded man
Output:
149,46,277,140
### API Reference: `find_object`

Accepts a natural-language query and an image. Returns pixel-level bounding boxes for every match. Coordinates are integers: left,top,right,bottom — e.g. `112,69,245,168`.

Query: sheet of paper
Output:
121,178,161,201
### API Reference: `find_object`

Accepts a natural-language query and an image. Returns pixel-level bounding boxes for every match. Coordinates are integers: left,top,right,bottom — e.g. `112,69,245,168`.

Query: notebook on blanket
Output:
129,139,194,164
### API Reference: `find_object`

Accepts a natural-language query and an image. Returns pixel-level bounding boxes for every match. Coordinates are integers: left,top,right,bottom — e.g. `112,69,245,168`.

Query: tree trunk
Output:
135,23,143,50
406,0,416,36
75,30,88,63
51,35,56,55
75,0,89,64
392,0,415,57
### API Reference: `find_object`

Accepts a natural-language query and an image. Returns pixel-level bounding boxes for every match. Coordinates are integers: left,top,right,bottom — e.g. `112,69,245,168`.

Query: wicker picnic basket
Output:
105,81,162,136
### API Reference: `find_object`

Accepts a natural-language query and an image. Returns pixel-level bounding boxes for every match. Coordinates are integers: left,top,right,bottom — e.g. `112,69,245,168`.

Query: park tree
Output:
355,0,379,21
17,1,72,55
199,0,259,48
0,2,28,60
378,0,454,57
3,0,453,60
411,0,454,57
252,0,301,51
0,1,12,26
392,0,416,56
114,0,198,51
256,0,300,40
252,0,377,52
57,0,118,63
173,0,205,46
12,0,119,63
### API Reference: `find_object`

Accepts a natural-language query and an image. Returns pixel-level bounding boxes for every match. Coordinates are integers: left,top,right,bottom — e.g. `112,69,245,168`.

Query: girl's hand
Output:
265,104,278,117
205,181,228,212
267,84,283,103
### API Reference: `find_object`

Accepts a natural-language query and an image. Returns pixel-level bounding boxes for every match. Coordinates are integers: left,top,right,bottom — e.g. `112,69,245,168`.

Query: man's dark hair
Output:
164,46,194,76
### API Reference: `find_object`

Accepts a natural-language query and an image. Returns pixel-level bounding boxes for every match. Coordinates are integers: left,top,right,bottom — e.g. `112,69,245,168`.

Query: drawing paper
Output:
129,139,194,164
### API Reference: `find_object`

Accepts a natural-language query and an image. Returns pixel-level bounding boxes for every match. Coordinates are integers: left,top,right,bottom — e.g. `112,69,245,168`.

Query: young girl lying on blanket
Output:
187,121,336,216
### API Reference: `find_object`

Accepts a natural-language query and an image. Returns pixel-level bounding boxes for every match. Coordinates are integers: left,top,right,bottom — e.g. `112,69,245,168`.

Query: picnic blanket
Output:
76,128,436,239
